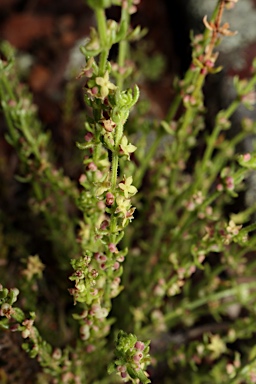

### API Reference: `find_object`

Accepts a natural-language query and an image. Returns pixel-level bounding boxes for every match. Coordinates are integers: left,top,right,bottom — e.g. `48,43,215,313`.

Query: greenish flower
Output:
115,195,135,226
95,71,116,99
118,176,137,198
120,135,137,160
22,255,45,281
207,334,227,359
115,195,131,216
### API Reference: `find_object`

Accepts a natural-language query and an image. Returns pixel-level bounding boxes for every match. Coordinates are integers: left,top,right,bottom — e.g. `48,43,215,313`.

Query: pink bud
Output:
91,86,98,95
200,67,208,75
88,162,97,171
106,192,114,206
85,132,93,142
243,153,251,162
86,344,95,353
133,352,143,363
205,59,214,68
100,220,109,230
117,365,126,373
79,174,87,183
225,176,234,190
112,262,120,270
108,243,118,253
135,341,145,351
8,100,16,107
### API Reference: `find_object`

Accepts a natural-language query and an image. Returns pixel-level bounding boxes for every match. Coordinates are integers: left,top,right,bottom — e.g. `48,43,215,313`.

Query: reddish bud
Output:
108,243,118,253
100,220,109,230
85,132,93,142
88,162,97,171
106,192,114,206
135,341,145,351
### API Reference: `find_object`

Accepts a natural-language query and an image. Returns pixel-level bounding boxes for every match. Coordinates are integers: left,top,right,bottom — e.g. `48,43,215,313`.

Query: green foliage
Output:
1,0,256,382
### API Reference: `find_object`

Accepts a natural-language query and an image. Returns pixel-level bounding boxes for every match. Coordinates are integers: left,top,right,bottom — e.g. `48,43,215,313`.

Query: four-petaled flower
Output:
95,71,117,99
115,196,135,226
115,195,130,215
120,135,137,160
22,255,45,281
118,176,137,198
207,334,227,359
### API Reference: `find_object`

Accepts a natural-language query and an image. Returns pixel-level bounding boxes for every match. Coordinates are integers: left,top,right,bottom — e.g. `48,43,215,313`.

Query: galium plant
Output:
1,0,256,382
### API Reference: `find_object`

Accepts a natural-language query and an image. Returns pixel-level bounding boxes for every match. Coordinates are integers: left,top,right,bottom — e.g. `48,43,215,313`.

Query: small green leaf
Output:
107,362,116,374
13,307,25,322
76,141,94,150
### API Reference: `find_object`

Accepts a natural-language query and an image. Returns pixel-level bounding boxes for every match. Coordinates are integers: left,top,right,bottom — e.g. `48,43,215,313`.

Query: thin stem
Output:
99,50,108,75
204,0,225,61
165,280,256,324
224,99,240,119
172,190,221,242
195,123,222,188
117,1,131,90
165,0,220,124
162,2,224,221
149,197,173,257
95,8,108,74
0,72,16,100
20,116,41,160
133,133,163,187
117,41,127,90
2,108,17,142
165,94,181,123
111,152,119,189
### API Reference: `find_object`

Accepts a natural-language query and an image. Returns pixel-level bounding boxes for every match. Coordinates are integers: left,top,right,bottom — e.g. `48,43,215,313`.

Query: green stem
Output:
2,108,18,143
95,7,108,74
196,126,222,188
0,72,16,100
172,190,221,242
192,72,205,100
165,94,181,123
117,41,127,90
20,116,41,160
0,76,19,142
99,50,108,75
239,222,256,237
164,280,256,325
111,152,119,189
224,99,240,120
133,133,163,187
165,0,220,124
243,72,256,94
111,120,124,190
149,198,173,258
117,1,131,90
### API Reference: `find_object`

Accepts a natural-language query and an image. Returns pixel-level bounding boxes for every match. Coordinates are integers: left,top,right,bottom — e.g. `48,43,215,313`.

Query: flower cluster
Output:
108,331,151,383
68,0,142,356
